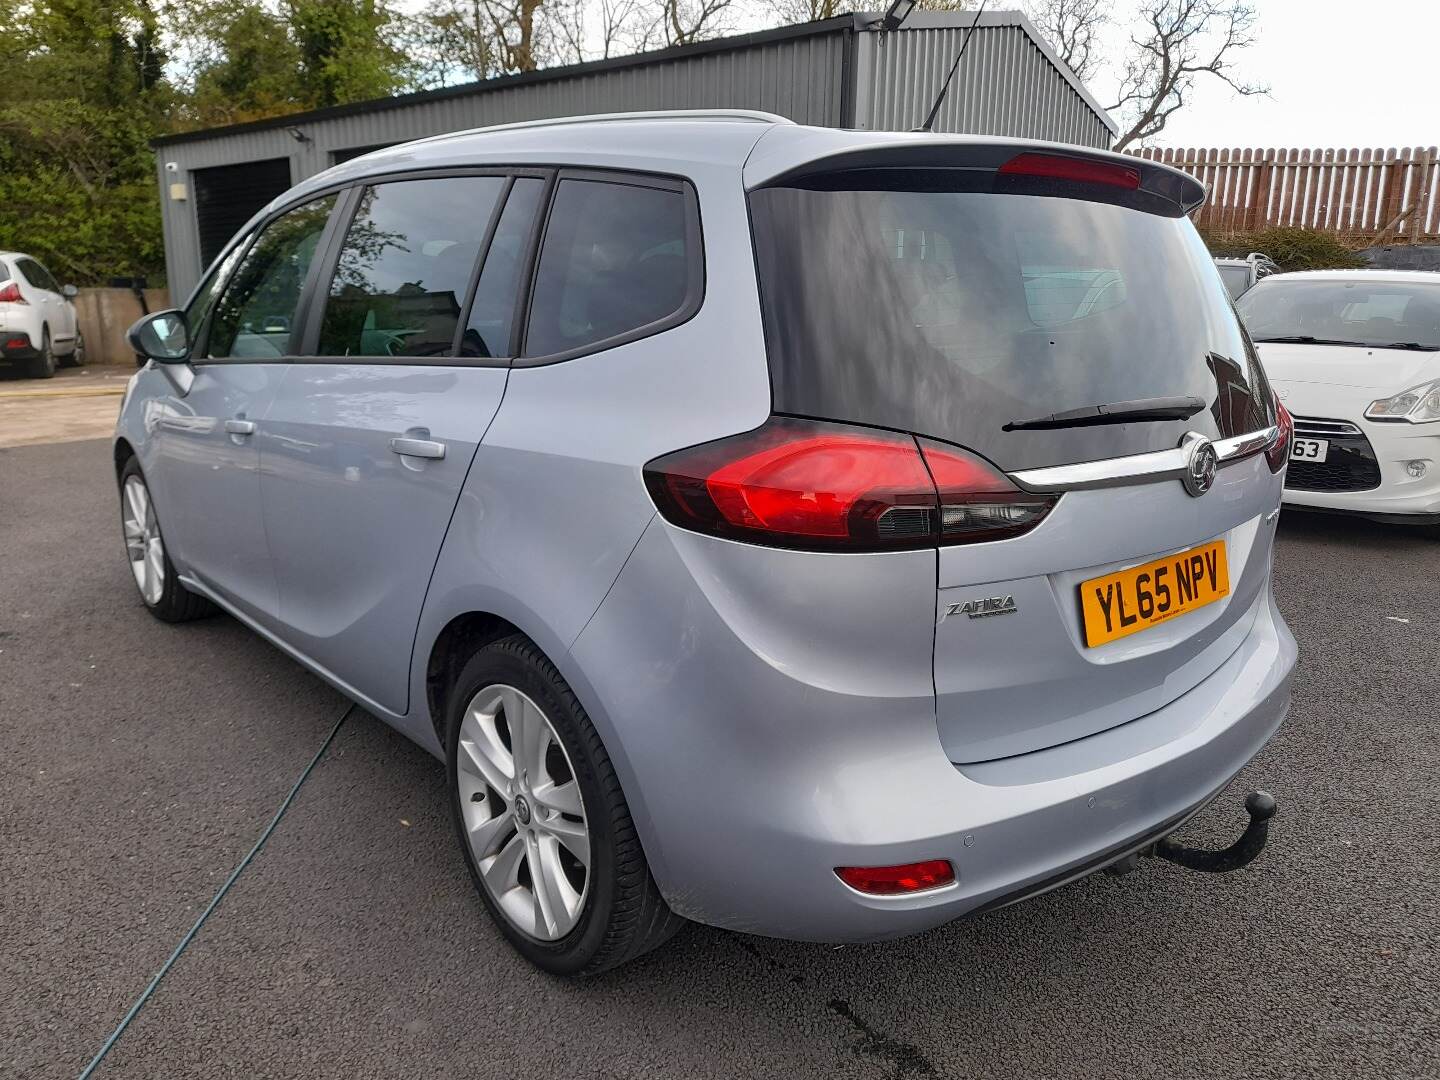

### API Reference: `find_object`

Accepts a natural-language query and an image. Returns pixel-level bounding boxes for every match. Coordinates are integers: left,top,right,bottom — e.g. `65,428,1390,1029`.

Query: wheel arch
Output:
114,436,137,479
424,611,524,746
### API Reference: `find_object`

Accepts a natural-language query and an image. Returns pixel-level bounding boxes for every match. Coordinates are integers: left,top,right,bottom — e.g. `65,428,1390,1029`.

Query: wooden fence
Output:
1129,146,1440,243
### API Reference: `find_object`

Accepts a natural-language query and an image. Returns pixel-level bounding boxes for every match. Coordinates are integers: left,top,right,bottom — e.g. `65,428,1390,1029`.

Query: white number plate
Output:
1291,437,1329,462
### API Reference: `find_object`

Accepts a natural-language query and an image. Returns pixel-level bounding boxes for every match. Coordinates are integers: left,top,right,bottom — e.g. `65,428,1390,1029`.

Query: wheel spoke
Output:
457,726,512,795
542,813,590,869
482,831,526,894
466,806,515,860
124,481,146,528
532,778,582,817
531,835,575,936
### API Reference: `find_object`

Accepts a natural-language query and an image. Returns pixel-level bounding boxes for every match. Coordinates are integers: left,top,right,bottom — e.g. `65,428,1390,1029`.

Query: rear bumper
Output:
569,519,1297,943
1,330,37,360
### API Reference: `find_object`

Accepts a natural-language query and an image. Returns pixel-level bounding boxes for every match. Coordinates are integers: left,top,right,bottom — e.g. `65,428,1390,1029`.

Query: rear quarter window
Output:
523,177,699,360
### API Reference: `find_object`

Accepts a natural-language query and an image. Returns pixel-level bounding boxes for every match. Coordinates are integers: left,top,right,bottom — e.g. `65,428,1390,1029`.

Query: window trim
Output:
514,167,706,368
186,163,704,369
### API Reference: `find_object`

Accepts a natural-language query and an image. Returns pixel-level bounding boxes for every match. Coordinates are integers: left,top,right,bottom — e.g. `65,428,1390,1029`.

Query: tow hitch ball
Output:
1106,790,1278,877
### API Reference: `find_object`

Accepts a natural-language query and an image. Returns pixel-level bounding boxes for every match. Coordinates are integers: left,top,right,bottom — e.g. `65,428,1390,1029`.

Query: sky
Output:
1122,0,1440,149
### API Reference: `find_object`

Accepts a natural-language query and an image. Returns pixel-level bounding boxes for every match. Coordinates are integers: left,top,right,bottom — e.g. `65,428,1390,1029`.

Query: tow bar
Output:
1107,790,1278,876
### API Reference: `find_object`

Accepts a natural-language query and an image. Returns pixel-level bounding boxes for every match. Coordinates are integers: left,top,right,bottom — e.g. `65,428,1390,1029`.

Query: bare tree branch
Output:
1024,0,1106,81
1107,0,1265,151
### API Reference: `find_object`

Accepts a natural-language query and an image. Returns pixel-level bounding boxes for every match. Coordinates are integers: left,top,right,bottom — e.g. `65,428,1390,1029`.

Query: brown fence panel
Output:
1132,144,1440,243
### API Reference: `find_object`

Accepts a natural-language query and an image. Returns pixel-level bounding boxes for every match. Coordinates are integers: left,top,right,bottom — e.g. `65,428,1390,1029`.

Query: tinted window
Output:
1238,279,1440,351
525,179,693,357
461,178,543,358
19,259,58,292
749,173,1271,472
318,177,506,358
208,195,336,359
186,240,250,352
0,263,9,283
1218,264,1252,299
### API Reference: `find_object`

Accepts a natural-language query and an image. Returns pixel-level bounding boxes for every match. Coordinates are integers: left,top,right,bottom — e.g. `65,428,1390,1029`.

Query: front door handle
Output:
224,419,256,435
389,437,446,460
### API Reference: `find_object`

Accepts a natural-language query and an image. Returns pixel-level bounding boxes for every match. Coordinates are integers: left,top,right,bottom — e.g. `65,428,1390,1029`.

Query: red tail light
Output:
643,417,1057,552
998,152,1141,191
835,860,955,895
1266,400,1293,473
0,282,25,304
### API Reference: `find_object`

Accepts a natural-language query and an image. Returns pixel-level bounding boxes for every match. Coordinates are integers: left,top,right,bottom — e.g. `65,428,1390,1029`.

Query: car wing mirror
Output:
127,309,191,364
62,284,79,298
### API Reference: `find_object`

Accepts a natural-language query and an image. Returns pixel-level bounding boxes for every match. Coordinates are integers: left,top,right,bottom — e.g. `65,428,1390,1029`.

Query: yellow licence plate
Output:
1080,540,1229,648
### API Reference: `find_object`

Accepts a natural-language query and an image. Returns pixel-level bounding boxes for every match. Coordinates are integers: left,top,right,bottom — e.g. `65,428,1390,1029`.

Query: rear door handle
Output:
224,419,256,435
389,437,446,460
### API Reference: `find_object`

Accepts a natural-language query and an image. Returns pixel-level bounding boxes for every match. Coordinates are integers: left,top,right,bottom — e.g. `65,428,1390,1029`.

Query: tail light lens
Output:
1266,400,1293,473
0,282,25,304
643,416,1057,552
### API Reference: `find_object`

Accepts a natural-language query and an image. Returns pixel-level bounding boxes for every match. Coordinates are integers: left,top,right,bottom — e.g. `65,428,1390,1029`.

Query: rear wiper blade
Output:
1003,395,1207,432
1251,335,1367,347
1379,341,1440,352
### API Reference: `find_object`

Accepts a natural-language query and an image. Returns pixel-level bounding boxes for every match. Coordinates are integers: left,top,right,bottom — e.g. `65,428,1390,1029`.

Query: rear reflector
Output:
643,416,1056,552
835,860,956,896
998,152,1141,191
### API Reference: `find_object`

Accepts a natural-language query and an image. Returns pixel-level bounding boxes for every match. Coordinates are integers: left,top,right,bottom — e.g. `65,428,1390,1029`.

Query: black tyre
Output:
25,327,56,379
118,458,216,623
446,634,684,975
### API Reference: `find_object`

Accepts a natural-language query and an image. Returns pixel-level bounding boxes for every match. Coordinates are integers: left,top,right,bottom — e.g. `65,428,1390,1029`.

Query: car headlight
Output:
1365,379,1440,423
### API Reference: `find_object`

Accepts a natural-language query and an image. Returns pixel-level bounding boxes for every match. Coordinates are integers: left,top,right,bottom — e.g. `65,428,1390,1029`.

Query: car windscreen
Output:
1236,279,1440,351
748,171,1273,472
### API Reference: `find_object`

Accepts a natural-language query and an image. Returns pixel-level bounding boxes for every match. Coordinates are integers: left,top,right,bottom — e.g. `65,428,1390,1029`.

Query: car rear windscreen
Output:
749,170,1273,472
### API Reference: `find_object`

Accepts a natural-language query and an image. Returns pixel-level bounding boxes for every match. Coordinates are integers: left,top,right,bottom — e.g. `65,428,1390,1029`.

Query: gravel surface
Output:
2,439,1437,1080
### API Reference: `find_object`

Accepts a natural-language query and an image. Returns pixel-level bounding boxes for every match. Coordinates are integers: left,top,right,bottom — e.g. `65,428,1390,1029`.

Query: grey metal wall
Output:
154,13,1115,297
155,31,850,296
854,11,1115,149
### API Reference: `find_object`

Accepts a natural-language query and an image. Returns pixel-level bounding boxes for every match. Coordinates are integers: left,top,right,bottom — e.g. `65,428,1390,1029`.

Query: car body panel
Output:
934,452,1282,761
143,362,287,622
0,251,79,365
112,114,1294,945
258,363,510,716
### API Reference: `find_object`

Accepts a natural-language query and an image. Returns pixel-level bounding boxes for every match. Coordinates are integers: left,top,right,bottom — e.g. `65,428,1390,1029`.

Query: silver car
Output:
116,111,1298,975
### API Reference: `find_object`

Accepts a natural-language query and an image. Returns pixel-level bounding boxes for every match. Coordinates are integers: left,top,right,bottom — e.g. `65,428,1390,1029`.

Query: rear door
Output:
748,154,1285,763
15,259,65,348
258,172,545,715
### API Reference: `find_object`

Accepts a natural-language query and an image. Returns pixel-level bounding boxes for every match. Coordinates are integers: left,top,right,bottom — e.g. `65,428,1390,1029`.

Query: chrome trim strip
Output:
1011,426,1278,492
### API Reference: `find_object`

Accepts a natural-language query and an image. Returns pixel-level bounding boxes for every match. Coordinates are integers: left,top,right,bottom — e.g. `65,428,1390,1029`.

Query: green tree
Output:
285,0,405,107
0,0,171,283
177,1,307,126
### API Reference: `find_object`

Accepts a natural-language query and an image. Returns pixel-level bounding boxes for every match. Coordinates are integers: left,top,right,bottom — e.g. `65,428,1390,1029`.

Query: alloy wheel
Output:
457,684,591,941
121,475,165,606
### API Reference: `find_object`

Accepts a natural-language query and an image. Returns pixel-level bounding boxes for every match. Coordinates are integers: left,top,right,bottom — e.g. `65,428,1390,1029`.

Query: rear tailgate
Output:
747,140,1285,763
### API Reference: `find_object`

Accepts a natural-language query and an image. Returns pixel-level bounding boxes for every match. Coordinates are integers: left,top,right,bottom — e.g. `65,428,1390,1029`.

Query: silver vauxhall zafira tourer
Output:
115,111,1297,974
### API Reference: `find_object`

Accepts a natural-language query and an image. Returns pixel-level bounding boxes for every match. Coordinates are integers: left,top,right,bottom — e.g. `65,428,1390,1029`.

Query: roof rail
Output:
410,109,793,150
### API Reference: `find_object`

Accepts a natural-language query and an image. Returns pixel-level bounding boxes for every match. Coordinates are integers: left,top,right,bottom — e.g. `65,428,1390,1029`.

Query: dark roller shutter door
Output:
193,158,293,268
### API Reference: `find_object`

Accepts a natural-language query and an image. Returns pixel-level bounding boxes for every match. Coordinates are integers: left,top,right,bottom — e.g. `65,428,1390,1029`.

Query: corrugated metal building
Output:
152,9,1115,295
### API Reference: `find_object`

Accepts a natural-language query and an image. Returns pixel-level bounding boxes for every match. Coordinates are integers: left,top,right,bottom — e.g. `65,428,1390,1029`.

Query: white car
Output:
1236,269,1440,526
0,251,85,378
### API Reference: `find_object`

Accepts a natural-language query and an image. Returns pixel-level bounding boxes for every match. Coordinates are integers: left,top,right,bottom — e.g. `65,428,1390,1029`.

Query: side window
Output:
19,259,56,292
317,176,506,357
207,194,336,360
185,240,250,352
461,177,544,358
524,178,696,358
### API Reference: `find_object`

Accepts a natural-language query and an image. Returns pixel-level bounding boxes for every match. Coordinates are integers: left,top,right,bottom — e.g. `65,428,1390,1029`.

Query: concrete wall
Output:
73,288,171,367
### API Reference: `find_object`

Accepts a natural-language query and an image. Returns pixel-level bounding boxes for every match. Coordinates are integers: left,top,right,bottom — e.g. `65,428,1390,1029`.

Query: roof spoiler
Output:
746,138,1206,218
